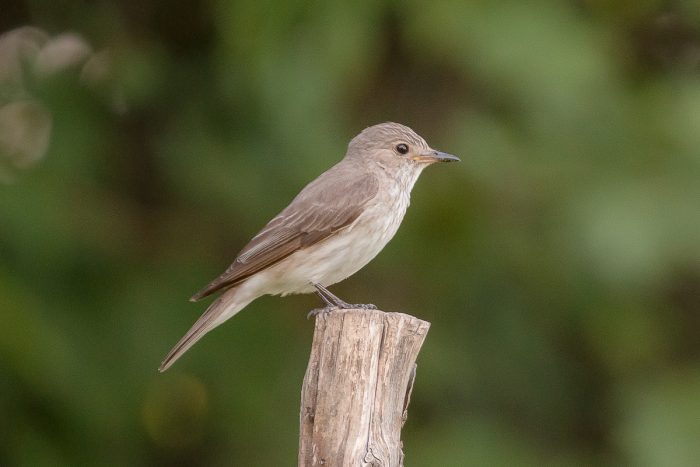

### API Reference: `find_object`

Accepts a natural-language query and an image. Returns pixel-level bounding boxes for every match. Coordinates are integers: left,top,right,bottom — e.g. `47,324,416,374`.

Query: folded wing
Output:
190,165,378,301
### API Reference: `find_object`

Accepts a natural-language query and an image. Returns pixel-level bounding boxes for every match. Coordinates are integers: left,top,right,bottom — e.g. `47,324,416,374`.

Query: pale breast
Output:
251,182,411,296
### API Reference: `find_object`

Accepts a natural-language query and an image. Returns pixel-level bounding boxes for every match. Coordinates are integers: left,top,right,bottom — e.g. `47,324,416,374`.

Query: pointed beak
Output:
432,150,460,162
411,150,460,163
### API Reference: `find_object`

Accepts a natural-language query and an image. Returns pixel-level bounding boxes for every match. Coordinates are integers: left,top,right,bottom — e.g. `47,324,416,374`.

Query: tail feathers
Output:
159,290,247,372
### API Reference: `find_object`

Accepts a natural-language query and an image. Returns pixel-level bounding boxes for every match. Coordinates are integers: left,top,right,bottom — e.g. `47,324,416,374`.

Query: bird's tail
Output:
158,288,253,372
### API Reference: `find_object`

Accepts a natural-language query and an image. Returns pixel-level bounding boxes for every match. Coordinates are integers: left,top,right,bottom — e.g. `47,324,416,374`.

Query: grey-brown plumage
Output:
159,122,459,372
189,170,379,301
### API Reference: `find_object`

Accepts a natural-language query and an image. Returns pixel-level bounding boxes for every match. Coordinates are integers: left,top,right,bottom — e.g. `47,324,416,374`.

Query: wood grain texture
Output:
299,309,430,467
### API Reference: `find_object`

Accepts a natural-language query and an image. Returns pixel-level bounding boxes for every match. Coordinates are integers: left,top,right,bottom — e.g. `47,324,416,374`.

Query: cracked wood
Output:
299,309,430,467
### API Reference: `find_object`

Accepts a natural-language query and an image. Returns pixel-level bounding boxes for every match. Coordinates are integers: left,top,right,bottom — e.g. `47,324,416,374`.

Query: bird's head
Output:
346,122,460,173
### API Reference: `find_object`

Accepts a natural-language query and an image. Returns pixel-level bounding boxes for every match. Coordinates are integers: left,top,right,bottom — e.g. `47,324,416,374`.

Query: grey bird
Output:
159,122,459,372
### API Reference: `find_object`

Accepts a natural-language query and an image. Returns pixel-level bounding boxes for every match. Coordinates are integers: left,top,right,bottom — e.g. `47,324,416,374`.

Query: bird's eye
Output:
396,143,409,155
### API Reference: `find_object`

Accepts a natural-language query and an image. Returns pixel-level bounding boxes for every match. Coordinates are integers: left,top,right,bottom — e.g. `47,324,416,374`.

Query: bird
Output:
159,122,459,372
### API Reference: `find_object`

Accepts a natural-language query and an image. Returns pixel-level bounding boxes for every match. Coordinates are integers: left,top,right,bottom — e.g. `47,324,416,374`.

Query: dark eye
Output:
396,143,409,154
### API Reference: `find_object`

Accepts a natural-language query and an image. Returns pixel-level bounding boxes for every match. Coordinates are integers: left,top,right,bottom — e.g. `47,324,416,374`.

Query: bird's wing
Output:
190,166,379,301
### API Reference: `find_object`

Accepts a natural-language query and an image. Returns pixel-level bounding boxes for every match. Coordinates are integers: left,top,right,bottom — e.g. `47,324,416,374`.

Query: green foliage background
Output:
2,1,700,465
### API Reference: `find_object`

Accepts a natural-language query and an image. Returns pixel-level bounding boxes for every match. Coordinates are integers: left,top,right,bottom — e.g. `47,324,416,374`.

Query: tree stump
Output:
299,308,430,467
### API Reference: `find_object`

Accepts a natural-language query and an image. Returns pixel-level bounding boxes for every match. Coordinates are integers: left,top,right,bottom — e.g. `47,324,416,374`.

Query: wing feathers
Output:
190,165,378,301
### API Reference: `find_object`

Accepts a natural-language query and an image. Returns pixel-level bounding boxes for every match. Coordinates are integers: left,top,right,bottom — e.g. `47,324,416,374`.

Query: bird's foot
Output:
306,303,378,320
307,306,338,320
344,302,377,310
324,296,370,310
313,283,378,311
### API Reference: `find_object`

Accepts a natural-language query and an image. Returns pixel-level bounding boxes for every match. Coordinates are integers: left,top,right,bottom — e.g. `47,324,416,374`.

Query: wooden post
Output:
299,309,430,467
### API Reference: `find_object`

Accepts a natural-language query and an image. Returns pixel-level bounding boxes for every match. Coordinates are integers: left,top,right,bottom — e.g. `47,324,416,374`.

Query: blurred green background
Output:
2,0,700,465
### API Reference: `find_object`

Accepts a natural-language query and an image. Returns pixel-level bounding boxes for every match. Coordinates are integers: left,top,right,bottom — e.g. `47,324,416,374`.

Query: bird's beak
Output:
411,150,461,163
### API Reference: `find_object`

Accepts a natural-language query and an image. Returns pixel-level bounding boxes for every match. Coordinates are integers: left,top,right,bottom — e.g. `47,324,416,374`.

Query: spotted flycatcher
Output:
159,122,459,371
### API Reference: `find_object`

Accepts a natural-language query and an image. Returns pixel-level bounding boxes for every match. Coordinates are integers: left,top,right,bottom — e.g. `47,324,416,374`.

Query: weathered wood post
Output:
299,309,430,467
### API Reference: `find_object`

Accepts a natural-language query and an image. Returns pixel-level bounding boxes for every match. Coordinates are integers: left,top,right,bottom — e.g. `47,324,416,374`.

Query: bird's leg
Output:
313,283,378,310
307,284,338,319
314,283,341,307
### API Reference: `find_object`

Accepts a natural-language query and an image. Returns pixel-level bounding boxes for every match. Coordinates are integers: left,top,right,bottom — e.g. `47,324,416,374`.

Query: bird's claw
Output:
307,306,338,320
350,303,377,310
306,303,378,319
